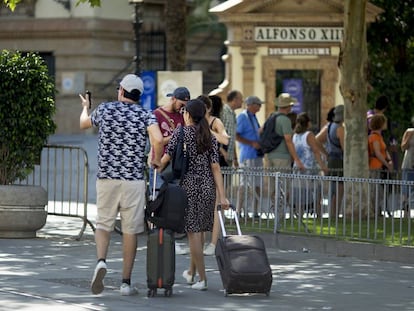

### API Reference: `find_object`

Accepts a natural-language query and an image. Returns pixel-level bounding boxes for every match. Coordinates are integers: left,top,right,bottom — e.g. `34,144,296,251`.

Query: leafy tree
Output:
187,0,226,39
367,0,414,147
3,0,101,11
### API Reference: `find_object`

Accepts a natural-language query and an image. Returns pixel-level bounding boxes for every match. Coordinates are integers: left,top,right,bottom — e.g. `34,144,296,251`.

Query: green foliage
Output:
229,217,414,247
2,0,21,11
367,0,414,144
187,0,227,40
0,50,56,184
3,0,101,11
75,0,101,7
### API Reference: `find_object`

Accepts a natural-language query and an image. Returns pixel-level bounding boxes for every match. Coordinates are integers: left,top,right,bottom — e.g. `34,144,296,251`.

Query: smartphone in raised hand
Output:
86,90,92,109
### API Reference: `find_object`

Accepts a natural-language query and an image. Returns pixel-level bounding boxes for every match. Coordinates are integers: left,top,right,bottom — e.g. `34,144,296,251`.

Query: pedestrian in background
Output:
159,99,229,291
266,93,304,171
400,116,414,218
209,94,230,167
317,105,344,218
368,114,393,176
293,112,328,175
367,95,389,130
236,95,264,218
152,86,191,255
292,112,328,217
315,106,336,159
151,86,190,188
79,74,163,296
220,90,243,167
197,95,230,256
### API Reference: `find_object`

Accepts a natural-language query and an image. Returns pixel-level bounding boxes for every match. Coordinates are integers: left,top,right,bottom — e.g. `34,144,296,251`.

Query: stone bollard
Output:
0,185,48,238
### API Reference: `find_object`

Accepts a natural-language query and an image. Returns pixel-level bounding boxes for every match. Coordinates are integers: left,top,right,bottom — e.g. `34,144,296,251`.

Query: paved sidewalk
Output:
1,214,414,311
1,134,412,310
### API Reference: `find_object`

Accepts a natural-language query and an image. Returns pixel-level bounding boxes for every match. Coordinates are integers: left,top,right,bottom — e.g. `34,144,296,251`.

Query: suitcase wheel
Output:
164,288,173,297
147,288,157,297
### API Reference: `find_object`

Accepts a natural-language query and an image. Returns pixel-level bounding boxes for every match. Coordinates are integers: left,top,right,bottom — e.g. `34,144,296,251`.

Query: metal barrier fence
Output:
15,146,414,246
221,167,414,247
18,145,94,240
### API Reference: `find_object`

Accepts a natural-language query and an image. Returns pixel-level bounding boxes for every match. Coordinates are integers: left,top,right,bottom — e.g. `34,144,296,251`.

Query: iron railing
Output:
221,167,414,246
17,145,94,240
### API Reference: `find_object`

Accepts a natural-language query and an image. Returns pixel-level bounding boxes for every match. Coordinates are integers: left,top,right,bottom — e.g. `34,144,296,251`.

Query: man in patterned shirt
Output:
220,90,243,167
79,74,163,296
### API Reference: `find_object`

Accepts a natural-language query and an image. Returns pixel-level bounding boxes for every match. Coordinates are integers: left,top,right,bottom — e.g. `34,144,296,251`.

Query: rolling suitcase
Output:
146,170,175,297
215,205,273,296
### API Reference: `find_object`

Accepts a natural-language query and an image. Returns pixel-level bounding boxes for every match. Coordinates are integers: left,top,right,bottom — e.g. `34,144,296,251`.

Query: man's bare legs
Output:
122,233,138,281
95,228,110,260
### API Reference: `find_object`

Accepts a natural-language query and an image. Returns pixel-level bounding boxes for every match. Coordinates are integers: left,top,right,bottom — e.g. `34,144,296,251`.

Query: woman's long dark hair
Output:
186,99,212,154
209,95,223,117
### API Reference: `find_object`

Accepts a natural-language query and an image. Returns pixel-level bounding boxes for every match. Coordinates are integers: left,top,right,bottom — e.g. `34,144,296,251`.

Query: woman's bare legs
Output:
187,232,206,281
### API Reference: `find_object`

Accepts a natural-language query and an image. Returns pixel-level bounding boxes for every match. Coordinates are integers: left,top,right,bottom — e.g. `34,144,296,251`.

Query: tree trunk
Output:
165,0,187,71
339,0,370,217
339,0,369,179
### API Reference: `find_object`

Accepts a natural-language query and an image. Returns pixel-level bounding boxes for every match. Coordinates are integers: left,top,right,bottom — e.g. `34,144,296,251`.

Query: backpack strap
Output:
157,108,176,130
327,123,341,149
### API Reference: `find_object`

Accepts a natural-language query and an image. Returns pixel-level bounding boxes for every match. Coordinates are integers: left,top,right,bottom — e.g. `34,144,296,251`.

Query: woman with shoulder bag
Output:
159,99,229,291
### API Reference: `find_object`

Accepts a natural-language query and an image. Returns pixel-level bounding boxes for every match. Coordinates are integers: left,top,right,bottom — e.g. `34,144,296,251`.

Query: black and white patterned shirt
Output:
91,101,157,180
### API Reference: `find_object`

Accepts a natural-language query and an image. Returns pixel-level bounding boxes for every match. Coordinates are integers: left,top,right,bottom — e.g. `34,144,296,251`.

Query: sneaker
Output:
182,270,195,285
91,261,107,295
120,283,138,296
203,243,216,256
175,243,189,255
191,280,207,291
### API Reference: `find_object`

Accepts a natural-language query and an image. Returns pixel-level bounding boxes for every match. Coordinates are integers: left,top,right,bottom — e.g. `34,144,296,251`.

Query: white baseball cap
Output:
119,74,144,94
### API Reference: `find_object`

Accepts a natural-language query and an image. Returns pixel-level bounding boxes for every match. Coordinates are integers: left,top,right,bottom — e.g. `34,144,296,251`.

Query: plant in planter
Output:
0,50,56,238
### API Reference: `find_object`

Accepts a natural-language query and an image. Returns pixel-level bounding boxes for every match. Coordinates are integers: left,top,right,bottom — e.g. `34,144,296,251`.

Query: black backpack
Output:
146,181,188,233
259,113,284,153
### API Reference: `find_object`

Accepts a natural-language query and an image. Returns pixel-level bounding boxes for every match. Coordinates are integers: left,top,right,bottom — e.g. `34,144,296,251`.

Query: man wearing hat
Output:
151,86,191,255
264,93,304,227
266,93,304,170
79,73,164,296
235,95,264,218
155,86,190,152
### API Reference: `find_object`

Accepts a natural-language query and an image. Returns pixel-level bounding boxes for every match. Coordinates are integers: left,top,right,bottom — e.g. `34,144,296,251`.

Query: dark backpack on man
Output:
259,113,284,153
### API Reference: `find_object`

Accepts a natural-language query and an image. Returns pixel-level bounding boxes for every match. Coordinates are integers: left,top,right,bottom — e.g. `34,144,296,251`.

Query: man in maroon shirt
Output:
151,87,190,255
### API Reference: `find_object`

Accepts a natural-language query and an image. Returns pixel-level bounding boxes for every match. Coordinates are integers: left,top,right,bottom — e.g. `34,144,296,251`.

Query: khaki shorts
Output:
240,158,263,187
266,158,291,171
96,179,146,234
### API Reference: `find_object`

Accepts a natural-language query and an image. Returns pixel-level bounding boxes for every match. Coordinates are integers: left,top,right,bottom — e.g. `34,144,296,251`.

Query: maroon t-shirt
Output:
154,107,184,153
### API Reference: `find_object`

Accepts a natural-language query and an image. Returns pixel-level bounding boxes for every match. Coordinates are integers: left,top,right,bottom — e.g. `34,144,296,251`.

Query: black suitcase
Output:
146,227,175,297
215,205,273,297
146,170,175,297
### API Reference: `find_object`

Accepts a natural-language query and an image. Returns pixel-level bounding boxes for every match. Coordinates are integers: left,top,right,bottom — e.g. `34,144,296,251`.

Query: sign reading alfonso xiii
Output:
255,27,344,42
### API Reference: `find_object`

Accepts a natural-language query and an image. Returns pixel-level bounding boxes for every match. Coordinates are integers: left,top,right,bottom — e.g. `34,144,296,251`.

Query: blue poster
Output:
283,79,302,114
141,70,156,111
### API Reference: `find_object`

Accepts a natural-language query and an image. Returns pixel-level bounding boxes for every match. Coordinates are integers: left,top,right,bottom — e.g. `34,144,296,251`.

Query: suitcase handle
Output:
217,204,242,237
152,169,157,200
148,169,158,231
